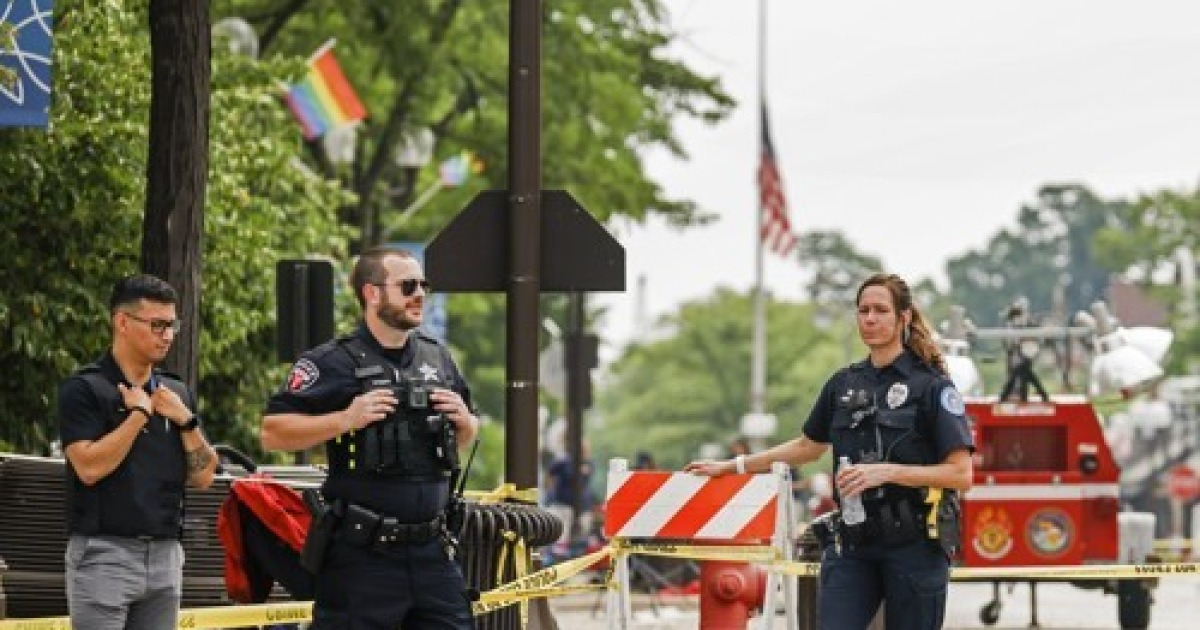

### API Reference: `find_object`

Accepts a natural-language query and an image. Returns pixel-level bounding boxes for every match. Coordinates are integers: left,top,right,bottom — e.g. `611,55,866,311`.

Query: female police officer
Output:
686,272,973,630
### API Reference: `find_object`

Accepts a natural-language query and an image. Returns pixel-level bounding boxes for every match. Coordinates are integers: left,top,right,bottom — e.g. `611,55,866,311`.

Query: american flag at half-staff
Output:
758,103,798,258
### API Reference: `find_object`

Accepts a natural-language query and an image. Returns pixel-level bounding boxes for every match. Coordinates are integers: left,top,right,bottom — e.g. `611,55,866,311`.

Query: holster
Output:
934,489,963,558
300,489,339,574
808,511,840,548
877,500,924,547
445,495,466,540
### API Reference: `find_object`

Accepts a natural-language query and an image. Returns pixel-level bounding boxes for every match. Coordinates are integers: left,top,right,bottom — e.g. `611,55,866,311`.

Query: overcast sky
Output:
592,1,1200,357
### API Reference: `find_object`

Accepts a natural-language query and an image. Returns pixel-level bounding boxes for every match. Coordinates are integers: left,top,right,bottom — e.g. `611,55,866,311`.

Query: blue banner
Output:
392,241,449,343
0,0,54,128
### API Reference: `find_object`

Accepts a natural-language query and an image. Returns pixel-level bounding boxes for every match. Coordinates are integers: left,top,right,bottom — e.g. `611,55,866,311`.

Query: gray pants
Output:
66,535,184,630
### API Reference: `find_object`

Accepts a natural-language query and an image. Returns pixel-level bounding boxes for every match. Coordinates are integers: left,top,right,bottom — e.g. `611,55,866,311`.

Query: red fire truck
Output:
950,309,1163,629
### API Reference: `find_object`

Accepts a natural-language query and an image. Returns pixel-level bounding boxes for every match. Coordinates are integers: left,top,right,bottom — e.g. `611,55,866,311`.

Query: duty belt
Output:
336,501,447,548
811,500,928,549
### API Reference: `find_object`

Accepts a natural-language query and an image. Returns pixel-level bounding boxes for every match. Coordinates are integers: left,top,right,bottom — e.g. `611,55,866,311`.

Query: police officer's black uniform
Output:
803,349,973,630
266,324,473,630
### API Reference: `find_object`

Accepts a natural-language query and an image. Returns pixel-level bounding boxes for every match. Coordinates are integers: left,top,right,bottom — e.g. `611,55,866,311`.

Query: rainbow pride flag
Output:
284,41,367,140
438,151,484,186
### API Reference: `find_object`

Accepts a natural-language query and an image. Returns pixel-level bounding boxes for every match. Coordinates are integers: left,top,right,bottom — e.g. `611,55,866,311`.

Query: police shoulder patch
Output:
287,358,320,392
940,386,966,416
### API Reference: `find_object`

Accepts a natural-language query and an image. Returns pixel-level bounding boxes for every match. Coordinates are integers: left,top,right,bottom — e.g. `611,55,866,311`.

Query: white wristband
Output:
734,454,747,474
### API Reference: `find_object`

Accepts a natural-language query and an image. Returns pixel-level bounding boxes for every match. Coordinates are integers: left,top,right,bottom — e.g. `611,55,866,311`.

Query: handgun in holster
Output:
808,511,839,548
924,487,962,558
300,488,339,574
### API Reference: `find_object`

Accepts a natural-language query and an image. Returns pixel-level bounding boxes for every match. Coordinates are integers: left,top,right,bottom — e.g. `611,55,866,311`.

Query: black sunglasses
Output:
374,279,431,297
124,312,183,335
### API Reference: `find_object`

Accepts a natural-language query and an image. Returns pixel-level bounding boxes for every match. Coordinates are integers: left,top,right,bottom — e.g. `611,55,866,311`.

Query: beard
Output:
379,292,422,331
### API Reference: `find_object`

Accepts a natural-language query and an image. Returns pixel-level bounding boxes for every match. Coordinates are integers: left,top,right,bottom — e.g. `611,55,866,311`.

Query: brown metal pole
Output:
506,0,542,488
565,292,585,536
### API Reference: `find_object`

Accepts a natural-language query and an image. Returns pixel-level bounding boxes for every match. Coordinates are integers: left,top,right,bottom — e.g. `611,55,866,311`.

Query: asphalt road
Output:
546,577,1200,629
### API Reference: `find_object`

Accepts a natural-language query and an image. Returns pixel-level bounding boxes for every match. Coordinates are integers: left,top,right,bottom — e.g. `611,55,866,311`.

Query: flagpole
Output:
749,0,768,421
307,38,337,65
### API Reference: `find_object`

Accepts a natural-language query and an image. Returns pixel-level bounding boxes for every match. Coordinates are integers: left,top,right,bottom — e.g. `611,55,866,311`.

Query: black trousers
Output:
818,539,950,630
312,537,473,630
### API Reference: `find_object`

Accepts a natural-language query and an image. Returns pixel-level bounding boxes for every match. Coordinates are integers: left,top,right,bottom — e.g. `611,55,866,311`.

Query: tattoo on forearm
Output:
186,446,213,474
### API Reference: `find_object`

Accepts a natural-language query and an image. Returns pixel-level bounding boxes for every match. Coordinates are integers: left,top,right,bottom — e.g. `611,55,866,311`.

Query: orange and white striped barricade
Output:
603,458,798,630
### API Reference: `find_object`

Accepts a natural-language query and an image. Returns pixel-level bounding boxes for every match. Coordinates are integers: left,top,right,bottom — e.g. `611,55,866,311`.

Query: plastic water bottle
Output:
838,456,866,525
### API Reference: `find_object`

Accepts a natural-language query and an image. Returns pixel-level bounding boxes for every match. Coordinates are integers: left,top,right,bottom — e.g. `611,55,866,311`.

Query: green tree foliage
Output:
0,1,350,453
214,0,735,436
594,289,847,470
1094,187,1200,372
946,184,1129,326
798,229,884,308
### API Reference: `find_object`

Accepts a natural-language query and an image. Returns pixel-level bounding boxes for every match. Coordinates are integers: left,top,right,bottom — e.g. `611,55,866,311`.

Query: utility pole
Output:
564,293,597,536
426,0,623,489
503,0,544,488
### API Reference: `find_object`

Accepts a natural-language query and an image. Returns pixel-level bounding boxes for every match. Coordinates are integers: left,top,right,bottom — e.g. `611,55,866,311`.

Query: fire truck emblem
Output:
886,383,908,409
971,506,1014,560
1027,508,1074,558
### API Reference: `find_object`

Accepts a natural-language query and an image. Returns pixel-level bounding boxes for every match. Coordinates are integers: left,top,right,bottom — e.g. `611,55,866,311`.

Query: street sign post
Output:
1167,464,1200,503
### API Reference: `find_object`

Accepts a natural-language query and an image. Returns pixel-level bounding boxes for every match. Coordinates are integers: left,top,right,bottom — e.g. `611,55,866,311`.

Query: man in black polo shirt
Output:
58,274,217,629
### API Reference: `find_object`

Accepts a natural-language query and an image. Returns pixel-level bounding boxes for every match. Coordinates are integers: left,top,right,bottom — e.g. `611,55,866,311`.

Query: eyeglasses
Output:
373,279,431,297
124,312,182,335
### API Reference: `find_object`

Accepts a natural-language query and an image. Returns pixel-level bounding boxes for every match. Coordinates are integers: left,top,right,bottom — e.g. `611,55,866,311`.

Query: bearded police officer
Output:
686,273,973,630
261,247,480,630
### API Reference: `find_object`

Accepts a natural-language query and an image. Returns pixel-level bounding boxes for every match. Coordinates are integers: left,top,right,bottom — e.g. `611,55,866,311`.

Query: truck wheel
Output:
979,600,1000,626
1117,579,1151,629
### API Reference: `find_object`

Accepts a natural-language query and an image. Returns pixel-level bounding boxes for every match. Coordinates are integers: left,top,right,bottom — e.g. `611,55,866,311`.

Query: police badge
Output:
886,382,908,409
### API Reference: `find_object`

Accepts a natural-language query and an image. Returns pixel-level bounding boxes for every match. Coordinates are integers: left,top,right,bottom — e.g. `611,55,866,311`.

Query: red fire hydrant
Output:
699,560,767,629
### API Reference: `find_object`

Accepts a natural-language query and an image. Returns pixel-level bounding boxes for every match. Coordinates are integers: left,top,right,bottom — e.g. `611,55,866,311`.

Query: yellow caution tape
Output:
513,534,530,628
464,483,539,504
608,539,1200,583
765,559,1200,581
618,540,779,563
767,560,823,577
950,562,1200,580
0,618,70,630
8,546,1189,629
0,602,315,630
473,546,613,614
495,530,515,586
476,583,608,607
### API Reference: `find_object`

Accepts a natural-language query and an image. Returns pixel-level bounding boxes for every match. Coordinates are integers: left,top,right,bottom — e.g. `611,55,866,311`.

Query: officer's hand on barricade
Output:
340,389,397,431
430,388,478,443
683,459,735,477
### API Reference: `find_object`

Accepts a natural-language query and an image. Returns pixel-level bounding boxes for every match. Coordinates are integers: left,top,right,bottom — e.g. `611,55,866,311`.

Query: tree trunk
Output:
143,0,211,391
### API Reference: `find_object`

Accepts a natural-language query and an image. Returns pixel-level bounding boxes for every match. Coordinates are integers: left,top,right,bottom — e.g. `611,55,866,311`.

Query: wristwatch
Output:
180,415,201,432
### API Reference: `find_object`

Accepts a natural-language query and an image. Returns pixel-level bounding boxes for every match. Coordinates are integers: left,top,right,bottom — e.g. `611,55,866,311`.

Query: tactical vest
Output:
830,366,939,524
326,334,453,479
67,365,189,538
